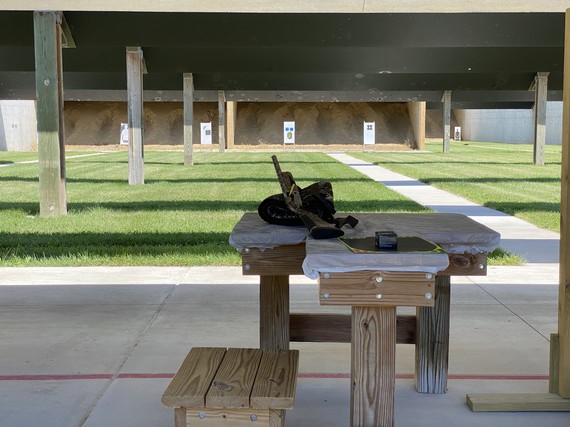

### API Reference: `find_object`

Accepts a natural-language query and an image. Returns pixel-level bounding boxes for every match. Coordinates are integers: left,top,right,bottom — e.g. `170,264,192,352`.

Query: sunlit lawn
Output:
0,151,430,266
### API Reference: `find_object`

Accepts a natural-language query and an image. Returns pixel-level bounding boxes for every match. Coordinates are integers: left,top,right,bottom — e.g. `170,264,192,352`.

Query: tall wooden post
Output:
126,46,144,184
558,10,570,399
183,73,194,166
34,11,67,217
218,90,226,153
227,101,237,149
407,101,426,150
466,9,570,412
442,90,451,153
533,72,549,166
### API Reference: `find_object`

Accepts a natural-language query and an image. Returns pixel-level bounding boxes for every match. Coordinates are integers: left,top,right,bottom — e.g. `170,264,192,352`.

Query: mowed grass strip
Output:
0,151,428,266
353,141,562,232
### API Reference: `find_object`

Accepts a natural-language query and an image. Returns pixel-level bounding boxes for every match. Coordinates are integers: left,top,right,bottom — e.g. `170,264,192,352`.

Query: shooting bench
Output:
230,212,500,426
162,347,299,427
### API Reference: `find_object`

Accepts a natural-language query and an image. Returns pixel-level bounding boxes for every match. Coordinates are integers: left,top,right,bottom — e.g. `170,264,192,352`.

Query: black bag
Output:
258,181,337,227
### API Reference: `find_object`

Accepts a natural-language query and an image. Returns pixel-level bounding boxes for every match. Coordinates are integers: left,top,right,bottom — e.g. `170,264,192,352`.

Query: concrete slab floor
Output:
0,266,568,426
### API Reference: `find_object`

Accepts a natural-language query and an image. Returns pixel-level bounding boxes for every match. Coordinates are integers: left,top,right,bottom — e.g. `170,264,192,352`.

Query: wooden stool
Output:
162,347,299,427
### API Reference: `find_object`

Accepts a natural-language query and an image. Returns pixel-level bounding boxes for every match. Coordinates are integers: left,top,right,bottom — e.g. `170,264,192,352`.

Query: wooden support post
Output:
259,275,290,350
549,333,560,393
126,46,144,184
533,72,549,166
442,90,452,153
559,10,570,398
183,73,194,166
227,101,237,149
218,90,226,153
351,306,396,427
467,9,570,410
34,11,67,217
415,275,451,393
407,101,426,150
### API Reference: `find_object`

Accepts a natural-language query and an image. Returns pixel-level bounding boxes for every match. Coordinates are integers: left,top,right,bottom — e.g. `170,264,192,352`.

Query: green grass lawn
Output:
0,151,429,266
353,140,562,232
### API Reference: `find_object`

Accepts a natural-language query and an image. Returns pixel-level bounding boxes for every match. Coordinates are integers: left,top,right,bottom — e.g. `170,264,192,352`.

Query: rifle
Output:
271,155,357,239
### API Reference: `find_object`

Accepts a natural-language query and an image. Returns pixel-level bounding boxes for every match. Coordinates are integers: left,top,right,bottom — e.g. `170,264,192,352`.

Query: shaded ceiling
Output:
0,11,565,108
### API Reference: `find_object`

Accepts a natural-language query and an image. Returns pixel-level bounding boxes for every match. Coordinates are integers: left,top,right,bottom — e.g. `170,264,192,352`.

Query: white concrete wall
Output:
0,100,37,151
458,101,563,145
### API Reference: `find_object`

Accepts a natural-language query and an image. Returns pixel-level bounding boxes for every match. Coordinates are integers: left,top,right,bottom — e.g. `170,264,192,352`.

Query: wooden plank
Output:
218,90,226,152
34,11,67,217
174,407,186,427
162,347,227,408
260,276,290,350
319,270,435,307
351,306,396,427
183,73,194,166
415,275,451,393
289,313,417,344
533,72,549,166
549,333,559,393
466,393,570,412
406,101,425,150
242,244,306,276
251,349,299,410
206,348,263,408
442,90,451,153
185,409,270,426
239,235,486,279
268,409,284,427
439,252,487,276
559,7,570,399
227,101,237,149
126,46,144,184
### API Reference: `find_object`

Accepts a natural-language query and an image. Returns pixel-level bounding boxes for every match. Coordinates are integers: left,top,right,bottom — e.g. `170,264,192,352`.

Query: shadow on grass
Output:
423,177,561,184
0,231,231,248
0,199,430,215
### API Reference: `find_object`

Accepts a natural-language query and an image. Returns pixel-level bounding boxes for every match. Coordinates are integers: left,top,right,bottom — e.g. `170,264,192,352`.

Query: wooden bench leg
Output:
174,407,186,427
415,275,451,393
351,306,396,427
260,275,290,350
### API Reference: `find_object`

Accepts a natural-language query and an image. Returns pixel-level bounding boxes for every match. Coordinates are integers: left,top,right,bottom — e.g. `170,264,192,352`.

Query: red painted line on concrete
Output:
0,374,113,381
0,373,549,381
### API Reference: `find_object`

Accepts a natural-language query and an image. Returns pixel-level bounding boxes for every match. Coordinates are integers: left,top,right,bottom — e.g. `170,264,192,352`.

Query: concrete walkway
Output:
328,152,561,264
0,153,568,427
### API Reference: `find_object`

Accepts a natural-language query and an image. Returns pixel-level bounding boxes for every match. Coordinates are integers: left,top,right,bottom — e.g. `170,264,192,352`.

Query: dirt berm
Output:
64,101,451,148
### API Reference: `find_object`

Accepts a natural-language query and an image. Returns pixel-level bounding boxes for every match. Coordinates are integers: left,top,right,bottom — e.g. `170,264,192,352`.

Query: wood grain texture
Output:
549,333,559,394
260,276,290,350
251,349,299,409
126,46,144,185
559,8,570,398
415,275,450,393
218,90,226,152
319,270,435,307
162,347,227,408
174,407,186,427
351,306,396,427
466,393,570,412
185,408,271,426
439,252,487,276
183,73,194,166
33,11,67,217
206,348,263,408
289,313,416,344
242,244,306,276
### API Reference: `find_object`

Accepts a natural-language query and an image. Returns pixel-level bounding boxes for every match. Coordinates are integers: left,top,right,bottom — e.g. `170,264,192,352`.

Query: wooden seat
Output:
162,347,299,427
